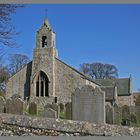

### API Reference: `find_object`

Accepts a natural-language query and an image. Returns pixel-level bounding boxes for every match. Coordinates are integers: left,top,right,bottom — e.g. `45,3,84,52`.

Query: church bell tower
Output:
30,18,58,98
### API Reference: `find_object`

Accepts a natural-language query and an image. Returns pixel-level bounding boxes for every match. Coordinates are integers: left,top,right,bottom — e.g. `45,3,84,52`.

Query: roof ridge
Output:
55,57,101,86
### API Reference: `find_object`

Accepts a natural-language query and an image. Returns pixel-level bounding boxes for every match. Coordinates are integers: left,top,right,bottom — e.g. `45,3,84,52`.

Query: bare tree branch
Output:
7,53,30,75
0,4,24,48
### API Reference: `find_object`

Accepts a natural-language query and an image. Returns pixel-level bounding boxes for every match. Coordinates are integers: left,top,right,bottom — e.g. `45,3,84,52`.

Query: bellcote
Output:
36,18,56,49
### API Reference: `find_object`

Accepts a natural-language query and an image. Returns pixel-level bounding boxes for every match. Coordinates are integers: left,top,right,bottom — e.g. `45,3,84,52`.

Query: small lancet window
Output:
42,36,47,48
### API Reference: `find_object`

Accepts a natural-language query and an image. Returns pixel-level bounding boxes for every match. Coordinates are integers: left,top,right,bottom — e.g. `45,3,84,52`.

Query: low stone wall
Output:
0,113,140,136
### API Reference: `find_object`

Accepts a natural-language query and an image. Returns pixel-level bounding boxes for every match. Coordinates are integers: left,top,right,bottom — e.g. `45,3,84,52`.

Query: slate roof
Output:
94,78,132,96
101,86,116,101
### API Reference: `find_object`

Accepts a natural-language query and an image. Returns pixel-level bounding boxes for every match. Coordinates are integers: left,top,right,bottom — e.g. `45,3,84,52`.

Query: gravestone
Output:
44,108,57,118
29,102,38,115
106,103,113,124
0,96,6,113
6,98,25,115
114,103,122,125
65,102,72,120
72,85,105,123
44,103,59,118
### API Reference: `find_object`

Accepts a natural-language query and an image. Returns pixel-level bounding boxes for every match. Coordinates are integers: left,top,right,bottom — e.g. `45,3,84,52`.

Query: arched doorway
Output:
36,71,49,97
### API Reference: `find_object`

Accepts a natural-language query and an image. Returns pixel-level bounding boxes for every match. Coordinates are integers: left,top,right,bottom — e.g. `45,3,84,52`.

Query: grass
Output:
130,116,140,127
135,116,140,127
60,111,66,119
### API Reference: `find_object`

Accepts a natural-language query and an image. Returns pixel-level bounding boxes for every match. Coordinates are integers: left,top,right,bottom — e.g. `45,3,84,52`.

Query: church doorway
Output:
36,71,49,97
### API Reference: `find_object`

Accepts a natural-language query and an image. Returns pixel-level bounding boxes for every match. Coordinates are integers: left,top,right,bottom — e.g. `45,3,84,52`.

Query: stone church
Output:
6,18,134,106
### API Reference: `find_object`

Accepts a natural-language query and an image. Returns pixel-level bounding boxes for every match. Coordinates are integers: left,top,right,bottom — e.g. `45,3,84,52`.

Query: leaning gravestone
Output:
29,102,38,115
72,85,105,123
6,98,25,115
0,96,6,113
65,102,72,120
44,108,57,118
106,103,113,124
44,103,59,118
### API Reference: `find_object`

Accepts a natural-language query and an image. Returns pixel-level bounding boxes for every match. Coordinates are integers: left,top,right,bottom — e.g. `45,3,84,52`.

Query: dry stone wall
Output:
0,113,140,136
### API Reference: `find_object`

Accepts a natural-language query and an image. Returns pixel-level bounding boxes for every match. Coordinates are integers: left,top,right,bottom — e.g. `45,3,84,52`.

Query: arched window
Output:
42,36,47,48
36,71,49,97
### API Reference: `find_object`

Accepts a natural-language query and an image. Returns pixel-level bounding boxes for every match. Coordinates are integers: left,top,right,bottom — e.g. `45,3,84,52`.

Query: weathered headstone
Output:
65,102,72,120
0,96,6,113
44,108,57,118
29,102,38,115
72,85,105,123
106,103,113,124
44,103,59,118
6,98,25,115
114,103,122,125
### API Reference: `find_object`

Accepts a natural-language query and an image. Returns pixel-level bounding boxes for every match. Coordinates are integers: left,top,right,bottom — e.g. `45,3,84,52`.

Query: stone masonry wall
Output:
6,62,32,99
55,59,99,103
117,95,134,106
0,113,140,136
30,47,56,97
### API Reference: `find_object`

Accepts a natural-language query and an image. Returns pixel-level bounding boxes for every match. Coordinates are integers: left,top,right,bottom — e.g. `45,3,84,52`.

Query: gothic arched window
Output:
36,71,49,97
42,36,47,48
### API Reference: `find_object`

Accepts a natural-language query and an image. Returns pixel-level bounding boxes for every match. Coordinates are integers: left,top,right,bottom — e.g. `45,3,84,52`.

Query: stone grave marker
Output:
114,103,122,125
106,103,113,124
29,102,38,115
44,103,59,118
0,96,6,113
72,85,105,123
6,98,25,115
65,102,72,120
44,108,57,118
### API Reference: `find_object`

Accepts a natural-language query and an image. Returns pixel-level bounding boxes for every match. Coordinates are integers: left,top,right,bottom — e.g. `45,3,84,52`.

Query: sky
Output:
2,4,140,91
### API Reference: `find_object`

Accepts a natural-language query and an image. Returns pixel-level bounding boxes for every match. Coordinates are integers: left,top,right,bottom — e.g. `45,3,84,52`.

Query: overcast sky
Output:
3,4,140,91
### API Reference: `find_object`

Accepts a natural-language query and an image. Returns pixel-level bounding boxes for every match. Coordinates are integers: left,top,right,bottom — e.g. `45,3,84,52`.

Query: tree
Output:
0,4,24,47
79,62,118,79
0,66,10,93
0,56,10,93
7,54,30,75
